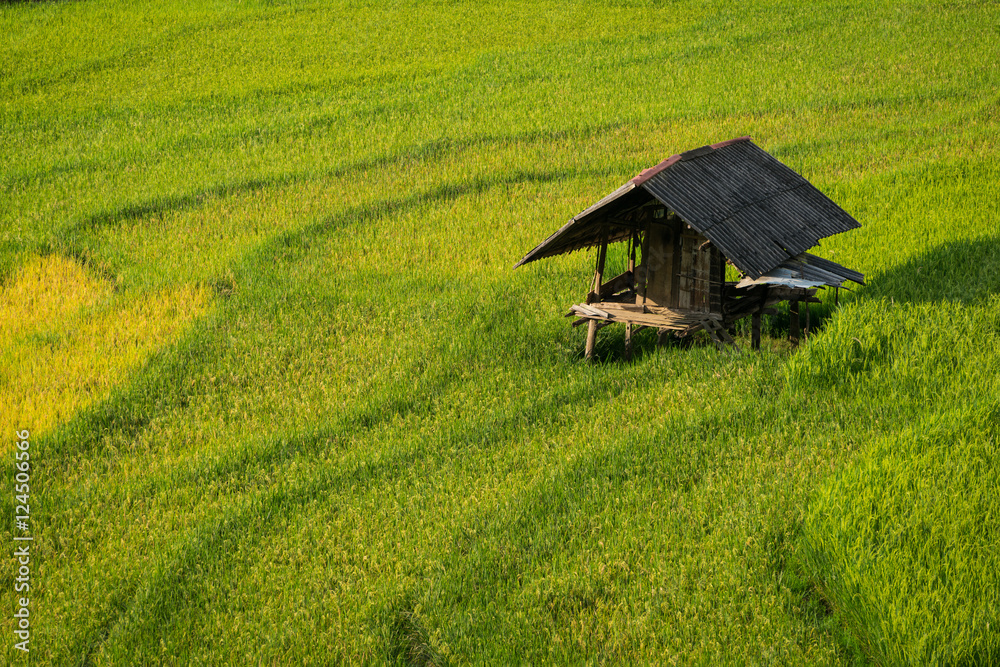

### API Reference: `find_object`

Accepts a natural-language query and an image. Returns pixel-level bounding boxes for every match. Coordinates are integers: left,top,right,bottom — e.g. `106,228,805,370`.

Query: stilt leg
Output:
624,322,633,361
789,300,800,346
751,312,761,351
585,319,598,360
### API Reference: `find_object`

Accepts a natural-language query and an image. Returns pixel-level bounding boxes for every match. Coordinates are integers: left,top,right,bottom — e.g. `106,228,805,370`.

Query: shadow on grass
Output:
253,167,579,269
60,122,623,236
859,235,1000,305
385,595,448,667
70,174,303,232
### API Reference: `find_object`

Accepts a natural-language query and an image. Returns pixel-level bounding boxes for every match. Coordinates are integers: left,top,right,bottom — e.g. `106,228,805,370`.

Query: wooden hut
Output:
515,137,864,358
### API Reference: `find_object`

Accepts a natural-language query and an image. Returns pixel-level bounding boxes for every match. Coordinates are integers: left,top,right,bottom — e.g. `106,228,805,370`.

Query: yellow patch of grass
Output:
0,255,211,446
0,254,114,338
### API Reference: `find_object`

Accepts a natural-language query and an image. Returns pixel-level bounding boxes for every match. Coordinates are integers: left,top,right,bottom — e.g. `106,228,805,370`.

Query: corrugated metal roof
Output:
515,137,862,279
799,252,865,285
736,252,865,289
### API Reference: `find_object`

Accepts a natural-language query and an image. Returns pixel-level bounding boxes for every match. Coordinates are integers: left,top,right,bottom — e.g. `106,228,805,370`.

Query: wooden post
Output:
625,229,636,362
628,229,637,293
589,226,609,304
637,222,652,305
657,328,670,347
804,300,811,339
751,287,767,351
596,229,608,287
789,300,800,346
585,227,609,360
585,320,598,360
628,230,637,274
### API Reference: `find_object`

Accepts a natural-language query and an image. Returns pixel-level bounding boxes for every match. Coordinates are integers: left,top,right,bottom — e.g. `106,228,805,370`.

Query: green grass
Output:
2,0,999,663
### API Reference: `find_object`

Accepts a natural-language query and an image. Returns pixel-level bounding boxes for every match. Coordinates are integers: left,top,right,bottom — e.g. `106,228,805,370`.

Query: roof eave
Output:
513,181,638,268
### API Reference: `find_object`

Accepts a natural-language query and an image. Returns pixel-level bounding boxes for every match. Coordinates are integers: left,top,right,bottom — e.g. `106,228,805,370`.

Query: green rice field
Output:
2,0,999,663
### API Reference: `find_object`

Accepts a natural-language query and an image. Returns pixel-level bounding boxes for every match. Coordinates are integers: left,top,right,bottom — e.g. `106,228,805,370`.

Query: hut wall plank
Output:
678,231,711,311
644,222,675,306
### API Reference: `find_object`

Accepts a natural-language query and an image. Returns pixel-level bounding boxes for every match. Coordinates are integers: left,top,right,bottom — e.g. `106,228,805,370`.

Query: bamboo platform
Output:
566,302,717,331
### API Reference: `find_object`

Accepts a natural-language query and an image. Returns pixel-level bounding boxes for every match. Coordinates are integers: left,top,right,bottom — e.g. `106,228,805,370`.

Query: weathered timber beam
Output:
572,316,620,330
593,270,634,299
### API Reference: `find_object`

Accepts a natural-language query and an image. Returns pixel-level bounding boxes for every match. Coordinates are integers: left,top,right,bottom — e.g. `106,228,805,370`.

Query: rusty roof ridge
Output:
709,135,752,150
631,154,681,186
631,136,752,187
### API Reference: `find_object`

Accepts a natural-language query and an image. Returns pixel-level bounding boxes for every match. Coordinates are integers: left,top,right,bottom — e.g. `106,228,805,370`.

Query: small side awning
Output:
735,252,865,289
